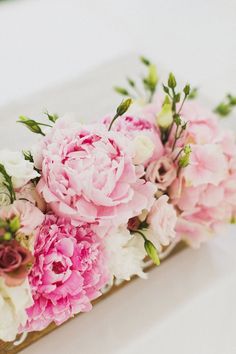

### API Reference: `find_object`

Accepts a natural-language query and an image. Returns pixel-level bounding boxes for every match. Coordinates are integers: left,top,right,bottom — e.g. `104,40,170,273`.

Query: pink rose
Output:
147,195,177,247
0,200,44,235
146,156,177,191
0,240,33,286
23,214,108,332
37,120,156,227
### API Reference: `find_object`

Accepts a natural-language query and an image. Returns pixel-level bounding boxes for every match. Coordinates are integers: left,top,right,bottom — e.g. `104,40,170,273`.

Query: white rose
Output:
105,226,147,282
133,135,155,165
0,149,39,189
0,278,33,342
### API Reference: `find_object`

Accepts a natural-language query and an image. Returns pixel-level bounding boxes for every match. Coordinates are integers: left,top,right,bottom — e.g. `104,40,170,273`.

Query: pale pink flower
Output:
22,214,108,332
180,101,220,145
147,195,177,247
146,156,177,191
37,120,156,227
16,183,46,212
175,216,211,248
183,144,227,186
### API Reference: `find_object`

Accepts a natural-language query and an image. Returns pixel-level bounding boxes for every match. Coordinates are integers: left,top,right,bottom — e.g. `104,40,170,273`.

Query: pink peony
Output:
102,115,164,164
23,214,108,332
0,200,44,236
37,120,156,227
147,195,177,247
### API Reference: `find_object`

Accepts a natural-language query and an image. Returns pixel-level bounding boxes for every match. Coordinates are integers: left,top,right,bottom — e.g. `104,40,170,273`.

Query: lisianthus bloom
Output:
146,195,177,250
0,278,32,342
146,156,177,191
0,149,39,189
102,115,164,164
105,226,146,282
23,214,108,332
36,119,156,226
0,240,33,287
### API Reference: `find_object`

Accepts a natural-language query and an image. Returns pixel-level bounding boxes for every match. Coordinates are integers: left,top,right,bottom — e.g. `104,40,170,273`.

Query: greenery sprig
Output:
114,56,158,103
214,94,236,117
17,110,58,135
0,164,16,203
161,73,190,150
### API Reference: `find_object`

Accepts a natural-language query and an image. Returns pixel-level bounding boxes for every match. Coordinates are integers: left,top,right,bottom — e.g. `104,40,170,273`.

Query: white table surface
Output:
0,1,235,353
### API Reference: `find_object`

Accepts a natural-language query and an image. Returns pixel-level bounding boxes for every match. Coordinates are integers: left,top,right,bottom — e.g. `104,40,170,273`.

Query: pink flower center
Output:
52,261,67,274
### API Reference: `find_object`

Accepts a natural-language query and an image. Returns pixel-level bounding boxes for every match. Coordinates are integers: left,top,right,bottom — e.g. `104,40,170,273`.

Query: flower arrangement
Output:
0,57,235,343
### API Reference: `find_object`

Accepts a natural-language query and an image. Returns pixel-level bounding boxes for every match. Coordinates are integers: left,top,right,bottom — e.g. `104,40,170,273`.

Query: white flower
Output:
0,278,33,342
0,149,39,189
105,226,147,282
133,135,155,165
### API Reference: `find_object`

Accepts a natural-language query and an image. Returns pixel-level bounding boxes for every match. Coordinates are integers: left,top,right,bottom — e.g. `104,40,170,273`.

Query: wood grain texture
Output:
0,242,186,354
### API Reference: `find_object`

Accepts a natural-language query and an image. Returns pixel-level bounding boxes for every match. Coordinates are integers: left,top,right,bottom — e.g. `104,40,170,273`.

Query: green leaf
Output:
44,111,59,123
174,92,181,103
162,84,170,94
140,56,150,66
144,239,160,266
0,163,16,203
114,87,129,96
188,87,198,100
127,77,135,87
215,103,231,117
23,150,34,163
17,116,45,135
227,94,236,106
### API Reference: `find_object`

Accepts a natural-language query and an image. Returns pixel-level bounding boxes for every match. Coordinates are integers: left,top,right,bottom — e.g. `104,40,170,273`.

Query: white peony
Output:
0,278,33,342
105,226,147,282
0,149,39,189
133,134,155,165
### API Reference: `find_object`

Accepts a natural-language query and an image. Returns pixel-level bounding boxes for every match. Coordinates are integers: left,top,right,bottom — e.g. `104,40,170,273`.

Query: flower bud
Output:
156,96,173,129
116,98,133,116
9,216,20,233
148,64,158,89
183,84,190,96
144,239,160,266
168,72,177,89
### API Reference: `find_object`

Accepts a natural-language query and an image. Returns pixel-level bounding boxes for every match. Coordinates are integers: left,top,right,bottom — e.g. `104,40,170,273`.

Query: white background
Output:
0,1,235,353
0,0,235,106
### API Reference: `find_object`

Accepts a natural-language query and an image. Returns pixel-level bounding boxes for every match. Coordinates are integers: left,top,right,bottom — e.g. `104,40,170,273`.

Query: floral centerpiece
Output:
0,57,235,344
